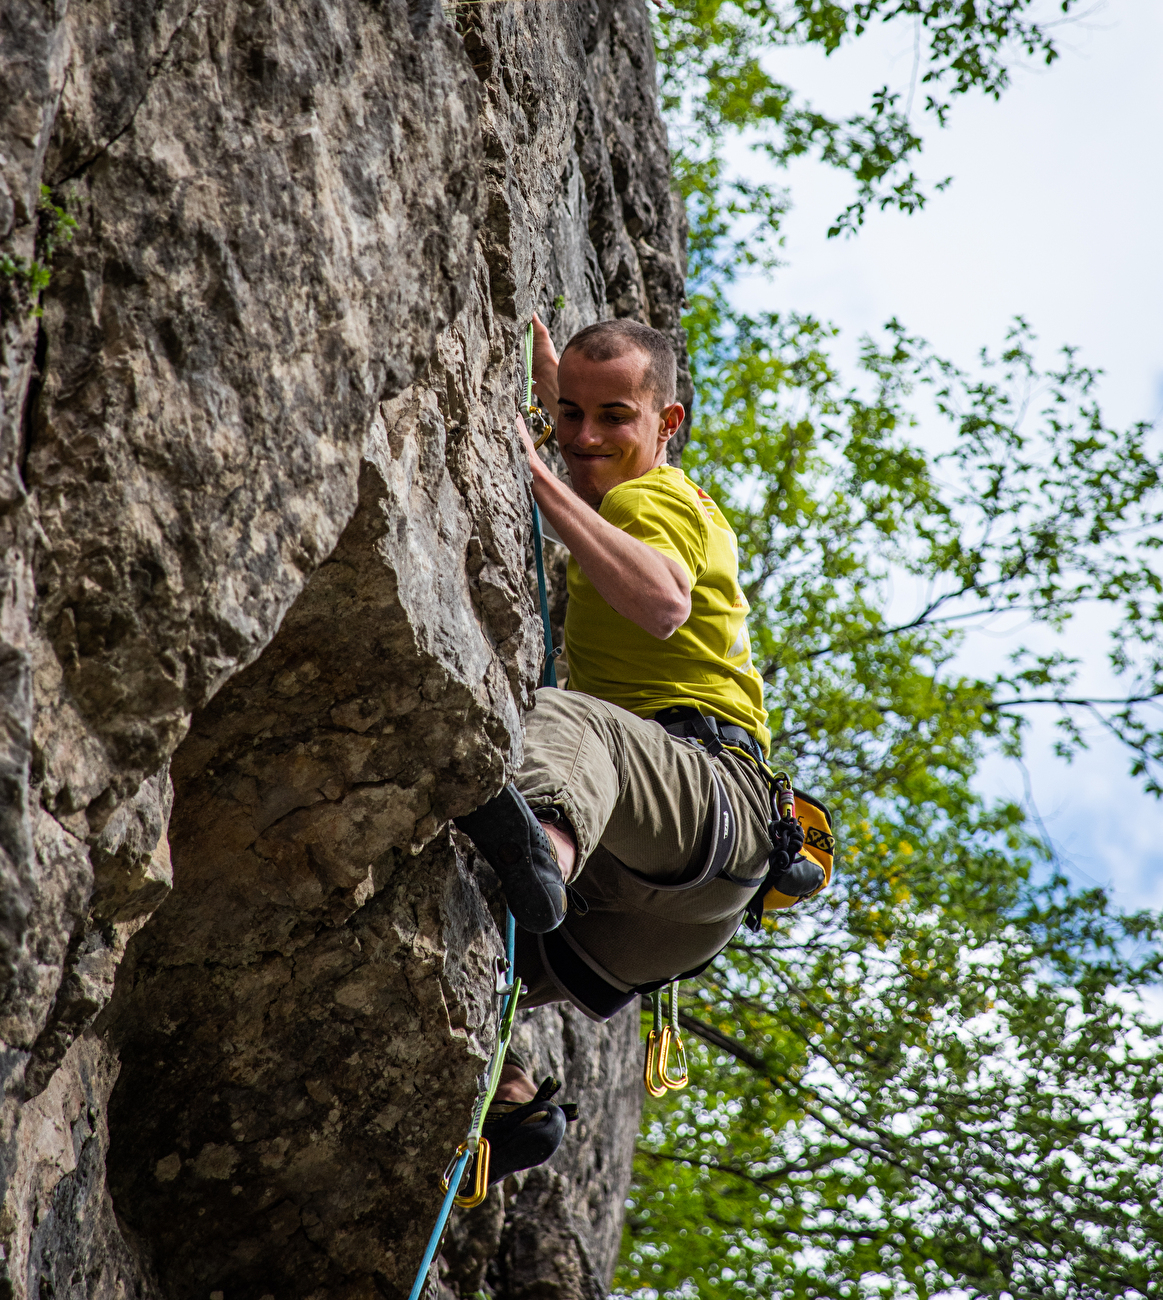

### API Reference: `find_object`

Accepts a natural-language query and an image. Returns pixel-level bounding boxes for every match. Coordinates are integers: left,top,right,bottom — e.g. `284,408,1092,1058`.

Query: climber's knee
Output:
515,689,623,865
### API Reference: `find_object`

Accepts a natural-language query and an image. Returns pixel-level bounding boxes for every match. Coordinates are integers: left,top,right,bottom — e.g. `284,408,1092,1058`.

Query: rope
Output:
406,323,559,1300
406,916,519,1300
525,322,558,689
532,503,558,689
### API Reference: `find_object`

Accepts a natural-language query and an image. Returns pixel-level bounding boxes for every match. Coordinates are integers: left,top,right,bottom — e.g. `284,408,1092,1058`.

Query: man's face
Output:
555,346,684,507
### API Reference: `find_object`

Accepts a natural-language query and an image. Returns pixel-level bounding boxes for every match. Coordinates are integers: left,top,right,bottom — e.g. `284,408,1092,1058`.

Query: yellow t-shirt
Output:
564,465,771,754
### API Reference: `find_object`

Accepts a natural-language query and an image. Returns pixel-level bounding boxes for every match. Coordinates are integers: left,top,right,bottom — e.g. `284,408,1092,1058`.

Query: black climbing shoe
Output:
454,784,568,933
477,1076,578,1187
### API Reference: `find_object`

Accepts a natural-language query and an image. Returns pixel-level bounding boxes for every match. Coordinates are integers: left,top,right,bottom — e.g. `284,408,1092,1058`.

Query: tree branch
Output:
989,693,1163,708
638,1147,845,1189
677,1012,772,1074
778,596,1038,670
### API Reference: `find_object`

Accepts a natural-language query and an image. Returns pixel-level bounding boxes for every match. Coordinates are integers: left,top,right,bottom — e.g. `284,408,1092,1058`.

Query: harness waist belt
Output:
652,706,766,767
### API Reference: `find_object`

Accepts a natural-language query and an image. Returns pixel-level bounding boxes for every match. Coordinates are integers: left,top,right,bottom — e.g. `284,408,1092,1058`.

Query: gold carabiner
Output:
522,401,556,450
643,989,669,1097
660,980,689,1090
644,984,689,1094
440,1139,492,1208
660,1027,689,1090
643,1029,668,1097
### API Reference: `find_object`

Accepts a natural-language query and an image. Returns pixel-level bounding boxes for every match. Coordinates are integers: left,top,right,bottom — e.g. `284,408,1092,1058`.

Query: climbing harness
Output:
406,322,564,1300
643,980,688,1097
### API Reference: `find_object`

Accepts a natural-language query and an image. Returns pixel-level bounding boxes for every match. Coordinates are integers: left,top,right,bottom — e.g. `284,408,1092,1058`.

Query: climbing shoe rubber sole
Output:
454,783,567,934
478,1076,576,1186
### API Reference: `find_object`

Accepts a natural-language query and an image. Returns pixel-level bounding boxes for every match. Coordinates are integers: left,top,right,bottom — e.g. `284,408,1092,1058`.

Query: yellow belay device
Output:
762,772,834,912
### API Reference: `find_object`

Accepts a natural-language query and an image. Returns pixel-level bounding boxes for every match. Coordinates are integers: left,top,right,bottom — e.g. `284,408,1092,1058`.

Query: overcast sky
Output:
726,0,1163,913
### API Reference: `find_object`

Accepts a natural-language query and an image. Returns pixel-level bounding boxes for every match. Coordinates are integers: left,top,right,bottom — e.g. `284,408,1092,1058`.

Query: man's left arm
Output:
519,422,691,640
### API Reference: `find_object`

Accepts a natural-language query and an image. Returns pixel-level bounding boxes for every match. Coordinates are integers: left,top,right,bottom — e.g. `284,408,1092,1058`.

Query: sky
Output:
726,0,1163,914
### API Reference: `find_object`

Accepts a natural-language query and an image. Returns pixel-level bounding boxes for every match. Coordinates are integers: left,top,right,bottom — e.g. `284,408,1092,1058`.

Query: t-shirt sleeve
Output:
600,485,707,584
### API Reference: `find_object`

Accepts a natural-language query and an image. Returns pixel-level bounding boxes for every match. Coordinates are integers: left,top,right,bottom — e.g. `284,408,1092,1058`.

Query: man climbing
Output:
454,315,833,1184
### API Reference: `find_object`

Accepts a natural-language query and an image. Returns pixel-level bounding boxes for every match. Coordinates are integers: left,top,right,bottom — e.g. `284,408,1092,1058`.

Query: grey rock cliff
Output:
0,0,688,1295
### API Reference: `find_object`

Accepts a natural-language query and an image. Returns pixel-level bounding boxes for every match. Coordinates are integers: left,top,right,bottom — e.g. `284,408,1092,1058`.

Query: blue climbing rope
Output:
524,321,558,689
531,501,557,690
406,323,558,1300
406,913,519,1300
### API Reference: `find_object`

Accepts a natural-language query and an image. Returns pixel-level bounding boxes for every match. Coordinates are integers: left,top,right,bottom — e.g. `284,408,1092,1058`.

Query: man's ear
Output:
659,402,686,441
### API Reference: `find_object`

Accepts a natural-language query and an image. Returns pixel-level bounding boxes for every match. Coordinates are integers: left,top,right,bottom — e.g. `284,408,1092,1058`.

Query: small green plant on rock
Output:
0,184,78,321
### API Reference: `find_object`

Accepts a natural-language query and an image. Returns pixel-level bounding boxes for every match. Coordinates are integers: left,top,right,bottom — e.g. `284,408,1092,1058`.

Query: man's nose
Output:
572,417,603,447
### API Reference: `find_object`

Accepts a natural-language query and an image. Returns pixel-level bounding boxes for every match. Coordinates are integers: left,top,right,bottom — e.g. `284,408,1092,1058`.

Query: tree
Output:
614,4,1163,1297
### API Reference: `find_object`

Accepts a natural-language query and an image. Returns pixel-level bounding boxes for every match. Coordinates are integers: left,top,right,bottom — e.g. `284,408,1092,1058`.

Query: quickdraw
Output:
522,320,556,450
439,946,524,1208
406,917,523,1300
643,979,689,1097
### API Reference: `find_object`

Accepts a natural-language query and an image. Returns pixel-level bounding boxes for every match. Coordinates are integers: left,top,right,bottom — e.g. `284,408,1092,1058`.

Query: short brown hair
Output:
561,320,677,408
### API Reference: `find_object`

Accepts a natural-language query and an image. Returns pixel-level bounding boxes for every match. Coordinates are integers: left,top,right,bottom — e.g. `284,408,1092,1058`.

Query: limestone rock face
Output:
0,0,688,1295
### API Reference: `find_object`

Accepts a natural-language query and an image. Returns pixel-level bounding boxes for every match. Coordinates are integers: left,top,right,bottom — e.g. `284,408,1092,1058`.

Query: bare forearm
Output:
531,469,690,639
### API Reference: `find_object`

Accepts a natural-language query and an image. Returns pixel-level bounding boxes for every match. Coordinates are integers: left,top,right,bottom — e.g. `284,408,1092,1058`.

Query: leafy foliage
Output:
614,289,1163,1300
0,184,77,321
613,3,1163,1297
683,300,1163,798
621,873,1163,1298
659,0,1082,237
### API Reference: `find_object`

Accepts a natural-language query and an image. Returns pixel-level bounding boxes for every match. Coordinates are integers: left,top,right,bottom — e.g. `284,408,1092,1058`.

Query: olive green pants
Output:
513,689,773,1018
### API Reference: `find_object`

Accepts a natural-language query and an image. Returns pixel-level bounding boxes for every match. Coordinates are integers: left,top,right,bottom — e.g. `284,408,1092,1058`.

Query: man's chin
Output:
567,457,612,488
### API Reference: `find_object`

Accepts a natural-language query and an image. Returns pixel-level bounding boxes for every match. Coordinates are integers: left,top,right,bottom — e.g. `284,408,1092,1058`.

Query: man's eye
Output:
561,410,582,421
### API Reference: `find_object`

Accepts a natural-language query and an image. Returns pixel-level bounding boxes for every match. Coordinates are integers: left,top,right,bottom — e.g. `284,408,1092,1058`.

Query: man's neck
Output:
581,458,670,509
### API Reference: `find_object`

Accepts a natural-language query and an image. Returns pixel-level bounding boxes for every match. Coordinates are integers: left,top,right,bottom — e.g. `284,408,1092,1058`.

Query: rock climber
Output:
454,314,834,1185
